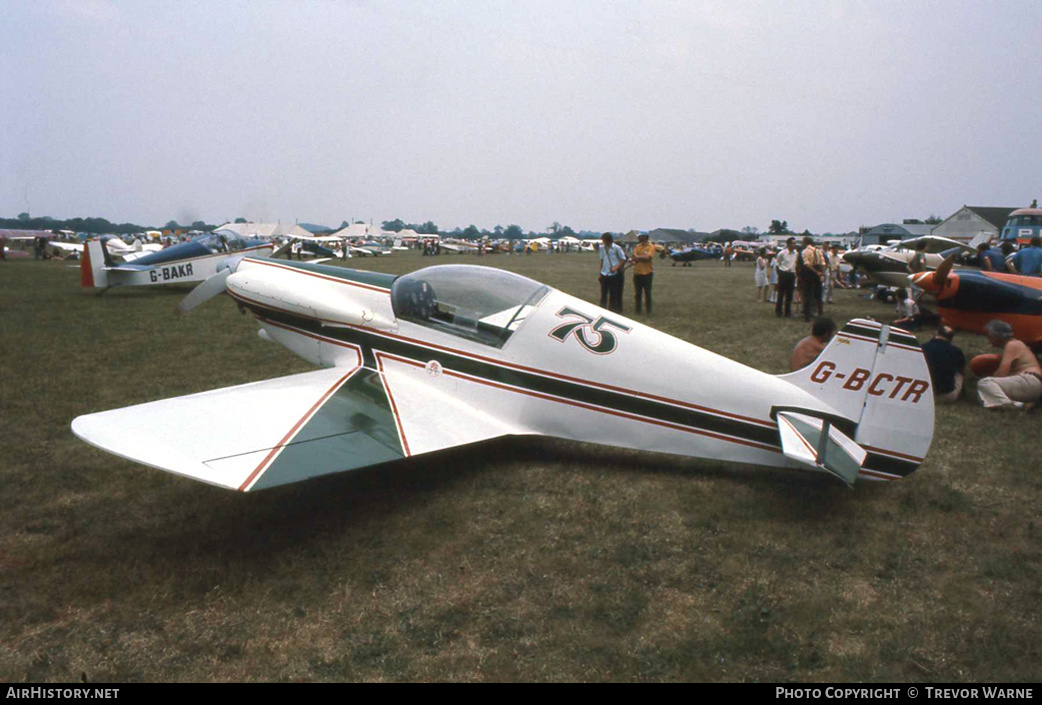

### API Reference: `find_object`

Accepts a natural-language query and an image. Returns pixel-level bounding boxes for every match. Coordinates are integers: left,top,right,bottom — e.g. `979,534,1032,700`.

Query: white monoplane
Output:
842,235,977,288
73,260,934,491
80,229,275,290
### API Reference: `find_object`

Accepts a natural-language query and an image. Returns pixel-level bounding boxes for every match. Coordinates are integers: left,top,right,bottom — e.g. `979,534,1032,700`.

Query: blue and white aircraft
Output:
669,245,717,266
80,229,275,290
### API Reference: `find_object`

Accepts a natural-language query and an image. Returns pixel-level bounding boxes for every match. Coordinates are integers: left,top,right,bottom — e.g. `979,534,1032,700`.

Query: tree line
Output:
8,211,932,241
1,212,218,235
381,219,587,241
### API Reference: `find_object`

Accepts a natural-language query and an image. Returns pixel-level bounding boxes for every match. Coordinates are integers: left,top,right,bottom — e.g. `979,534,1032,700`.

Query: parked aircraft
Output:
439,239,479,254
843,236,976,287
113,238,164,261
730,240,765,262
283,234,347,260
80,229,274,290
73,260,934,492
2,232,82,259
349,240,392,257
911,255,1042,351
668,245,717,266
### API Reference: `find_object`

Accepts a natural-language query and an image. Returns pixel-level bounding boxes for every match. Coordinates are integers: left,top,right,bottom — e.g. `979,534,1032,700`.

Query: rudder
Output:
80,239,109,289
778,319,934,480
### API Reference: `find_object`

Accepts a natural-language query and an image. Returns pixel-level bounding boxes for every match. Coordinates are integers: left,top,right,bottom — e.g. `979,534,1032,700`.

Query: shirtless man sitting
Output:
790,317,836,371
976,320,1042,410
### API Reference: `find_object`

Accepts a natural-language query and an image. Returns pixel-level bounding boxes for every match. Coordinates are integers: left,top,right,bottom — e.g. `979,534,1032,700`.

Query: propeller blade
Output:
272,240,293,258
933,253,957,288
176,268,232,314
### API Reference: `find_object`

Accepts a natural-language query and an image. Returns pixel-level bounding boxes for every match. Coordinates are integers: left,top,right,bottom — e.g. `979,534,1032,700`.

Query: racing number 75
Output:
549,307,632,355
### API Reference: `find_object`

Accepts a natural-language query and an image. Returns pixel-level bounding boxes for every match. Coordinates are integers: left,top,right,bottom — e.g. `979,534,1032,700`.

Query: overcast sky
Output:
2,0,1040,233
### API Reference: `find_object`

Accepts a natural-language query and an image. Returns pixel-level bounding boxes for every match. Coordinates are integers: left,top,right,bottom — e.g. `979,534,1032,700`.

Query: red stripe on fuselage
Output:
837,331,920,353
230,290,779,432
243,257,391,293
374,353,412,457
375,351,783,455
860,444,925,463
247,314,912,479
858,468,900,481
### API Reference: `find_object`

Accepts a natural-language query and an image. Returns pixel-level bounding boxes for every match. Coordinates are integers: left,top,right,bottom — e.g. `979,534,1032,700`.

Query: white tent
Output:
398,228,438,240
216,222,312,240
330,223,374,239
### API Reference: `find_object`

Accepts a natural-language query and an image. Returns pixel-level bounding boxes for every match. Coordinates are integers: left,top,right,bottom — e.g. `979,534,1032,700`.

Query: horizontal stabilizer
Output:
106,264,151,272
73,359,524,491
776,411,867,486
72,366,406,491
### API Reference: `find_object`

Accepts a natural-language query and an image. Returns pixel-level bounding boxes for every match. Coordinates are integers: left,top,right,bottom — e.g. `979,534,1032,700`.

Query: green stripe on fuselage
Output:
248,302,783,451
259,258,397,290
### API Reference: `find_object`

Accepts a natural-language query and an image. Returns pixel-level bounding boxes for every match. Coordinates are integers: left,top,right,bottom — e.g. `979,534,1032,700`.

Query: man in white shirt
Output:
774,237,798,318
599,232,627,313
892,287,923,331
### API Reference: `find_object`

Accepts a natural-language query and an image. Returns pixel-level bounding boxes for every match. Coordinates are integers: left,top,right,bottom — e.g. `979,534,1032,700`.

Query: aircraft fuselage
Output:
224,258,925,481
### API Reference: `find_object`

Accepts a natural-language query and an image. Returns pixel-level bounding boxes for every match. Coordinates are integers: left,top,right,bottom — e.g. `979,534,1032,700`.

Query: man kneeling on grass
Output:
790,317,836,371
976,320,1042,410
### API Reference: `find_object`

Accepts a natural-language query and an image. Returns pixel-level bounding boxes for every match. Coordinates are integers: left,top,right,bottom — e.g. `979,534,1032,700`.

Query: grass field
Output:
1,251,1038,682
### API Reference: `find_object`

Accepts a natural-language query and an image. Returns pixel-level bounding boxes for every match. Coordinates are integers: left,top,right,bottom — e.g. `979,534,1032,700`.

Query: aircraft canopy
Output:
392,265,549,348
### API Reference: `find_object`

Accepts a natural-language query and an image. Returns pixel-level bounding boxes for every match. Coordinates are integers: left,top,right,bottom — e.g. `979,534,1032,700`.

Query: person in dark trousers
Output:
907,240,929,274
598,232,626,313
630,232,655,314
775,237,798,318
799,236,825,321
921,325,965,403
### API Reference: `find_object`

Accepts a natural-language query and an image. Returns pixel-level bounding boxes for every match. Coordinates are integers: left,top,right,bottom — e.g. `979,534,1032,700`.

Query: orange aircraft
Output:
911,256,1042,373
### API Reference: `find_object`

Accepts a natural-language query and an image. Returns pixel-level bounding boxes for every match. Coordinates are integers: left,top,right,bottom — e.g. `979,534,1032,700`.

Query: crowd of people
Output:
592,230,1041,412
977,235,1042,275
764,236,851,320
786,315,1039,410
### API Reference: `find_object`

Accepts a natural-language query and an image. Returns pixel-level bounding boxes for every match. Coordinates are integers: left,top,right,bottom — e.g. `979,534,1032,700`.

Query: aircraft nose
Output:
910,271,935,291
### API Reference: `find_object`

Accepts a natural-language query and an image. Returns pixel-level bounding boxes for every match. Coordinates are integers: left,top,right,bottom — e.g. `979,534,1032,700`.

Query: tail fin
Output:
778,319,934,481
80,239,109,289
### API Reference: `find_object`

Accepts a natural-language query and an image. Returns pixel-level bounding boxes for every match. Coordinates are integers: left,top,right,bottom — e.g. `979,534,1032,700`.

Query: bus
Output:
1000,207,1042,244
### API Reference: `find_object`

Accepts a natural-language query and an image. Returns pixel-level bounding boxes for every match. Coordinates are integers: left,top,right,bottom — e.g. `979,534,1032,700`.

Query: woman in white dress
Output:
768,252,779,302
755,248,770,302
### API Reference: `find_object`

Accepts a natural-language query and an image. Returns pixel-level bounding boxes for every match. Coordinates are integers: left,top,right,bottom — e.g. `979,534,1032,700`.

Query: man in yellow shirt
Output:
799,236,825,321
631,232,656,315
